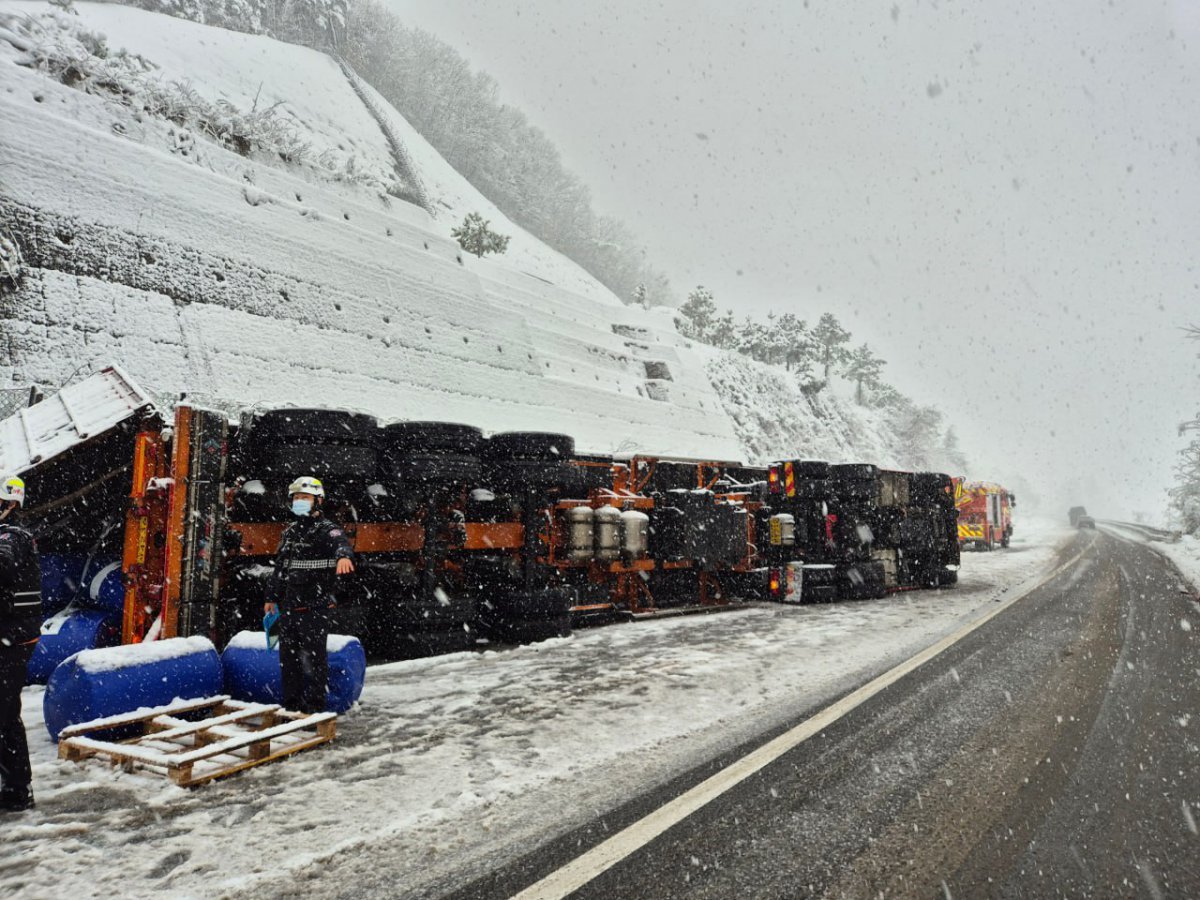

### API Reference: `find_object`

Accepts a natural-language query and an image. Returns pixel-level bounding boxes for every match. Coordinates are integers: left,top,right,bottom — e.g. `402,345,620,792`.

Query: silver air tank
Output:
566,506,595,561
594,506,622,561
620,509,650,559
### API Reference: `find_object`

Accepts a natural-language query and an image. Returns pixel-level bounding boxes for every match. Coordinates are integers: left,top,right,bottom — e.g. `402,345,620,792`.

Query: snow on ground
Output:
0,519,1071,899
1105,525,1200,597
1164,534,1200,593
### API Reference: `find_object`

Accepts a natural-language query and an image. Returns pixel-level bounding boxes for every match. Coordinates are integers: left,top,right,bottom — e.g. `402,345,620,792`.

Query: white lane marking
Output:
512,541,1093,900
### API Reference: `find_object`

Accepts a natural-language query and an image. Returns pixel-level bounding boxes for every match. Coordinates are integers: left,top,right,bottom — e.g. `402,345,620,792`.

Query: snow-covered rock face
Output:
0,2,909,468
0,3,743,457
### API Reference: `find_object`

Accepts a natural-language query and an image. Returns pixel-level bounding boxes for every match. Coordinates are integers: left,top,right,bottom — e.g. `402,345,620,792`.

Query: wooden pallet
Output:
58,695,337,787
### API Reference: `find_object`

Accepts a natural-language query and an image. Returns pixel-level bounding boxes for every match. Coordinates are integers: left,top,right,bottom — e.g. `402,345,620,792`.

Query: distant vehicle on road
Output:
1076,514,1097,529
1069,506,1088,526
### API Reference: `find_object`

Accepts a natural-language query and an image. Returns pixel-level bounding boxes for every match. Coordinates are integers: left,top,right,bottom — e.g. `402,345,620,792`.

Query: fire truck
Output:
1,367,962,658
953,479,1015,550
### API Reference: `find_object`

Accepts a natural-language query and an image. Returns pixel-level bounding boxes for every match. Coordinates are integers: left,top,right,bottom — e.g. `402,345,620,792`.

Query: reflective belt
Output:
12,590,39,608
285,559,339,571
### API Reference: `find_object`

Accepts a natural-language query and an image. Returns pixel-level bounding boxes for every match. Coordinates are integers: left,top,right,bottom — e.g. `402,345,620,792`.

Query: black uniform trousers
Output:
278,608,329,714
0,641,35,793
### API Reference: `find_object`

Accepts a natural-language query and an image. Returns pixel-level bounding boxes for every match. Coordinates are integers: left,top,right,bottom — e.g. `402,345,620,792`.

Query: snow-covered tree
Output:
1169,325,1200,533
709,309,737,349
887,399,946,470
734,317,770,361
812,312,852,380
776,312,813,374
451,212,510,258
677,286,717,340
939,426,968,475
842,342,886,405
631,282,648,308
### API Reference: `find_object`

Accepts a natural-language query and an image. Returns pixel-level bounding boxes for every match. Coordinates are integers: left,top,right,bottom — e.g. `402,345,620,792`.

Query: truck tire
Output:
388,453,481,487
259,444,379,481
384,422,483,454
478,587,574,644
485,432,575,462
382,423,484,488
251,409,379,445
488,459,574,491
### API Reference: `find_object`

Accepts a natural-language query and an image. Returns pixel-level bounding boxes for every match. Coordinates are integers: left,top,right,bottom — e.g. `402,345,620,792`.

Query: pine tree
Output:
631,282,648,308
709,309,737,349
842,342,886,405
1170,325,1200,533
889,401,945,470
776,312,812,373
940,426,968,474
812,312,852,380
451,212,511,258
734,317,770,361
677,286,717,340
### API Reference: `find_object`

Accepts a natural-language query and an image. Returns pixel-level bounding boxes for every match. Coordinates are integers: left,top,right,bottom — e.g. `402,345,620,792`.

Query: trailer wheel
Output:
937,568,959,586
257,444,379,481
251,409,379,444
390,453,482,487
381,423,484,489
478,587,574,644
384,422,484,454
484,432,576,462
369,622,475,660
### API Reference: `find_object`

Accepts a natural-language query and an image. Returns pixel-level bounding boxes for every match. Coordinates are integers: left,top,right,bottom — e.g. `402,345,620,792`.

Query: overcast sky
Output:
396,0,1200,519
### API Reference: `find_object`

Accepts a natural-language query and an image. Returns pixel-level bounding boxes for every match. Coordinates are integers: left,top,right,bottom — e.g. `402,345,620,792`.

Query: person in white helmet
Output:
264,476,354,713
0,475,39,812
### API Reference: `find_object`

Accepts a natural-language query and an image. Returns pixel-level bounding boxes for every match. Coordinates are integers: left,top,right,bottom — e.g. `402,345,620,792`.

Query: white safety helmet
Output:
0,475,25,507
287,475,325,499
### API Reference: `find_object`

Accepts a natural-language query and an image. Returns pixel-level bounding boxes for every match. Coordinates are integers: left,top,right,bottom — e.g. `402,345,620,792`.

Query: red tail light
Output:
769,568,783,596
768,466,781,494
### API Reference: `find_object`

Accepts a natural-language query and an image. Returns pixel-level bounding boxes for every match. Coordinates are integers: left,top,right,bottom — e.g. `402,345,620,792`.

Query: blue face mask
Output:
291,498,314,517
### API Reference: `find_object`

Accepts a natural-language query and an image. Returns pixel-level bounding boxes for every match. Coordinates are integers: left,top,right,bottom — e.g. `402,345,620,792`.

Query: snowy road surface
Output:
448,528,1200,899
3,520,1078,898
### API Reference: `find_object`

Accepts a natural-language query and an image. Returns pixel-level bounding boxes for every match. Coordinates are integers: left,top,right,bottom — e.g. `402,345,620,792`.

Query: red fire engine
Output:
953,479,1015,550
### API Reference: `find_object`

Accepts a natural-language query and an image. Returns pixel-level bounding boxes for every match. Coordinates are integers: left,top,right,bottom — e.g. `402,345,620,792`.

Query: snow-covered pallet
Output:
57,695,336,787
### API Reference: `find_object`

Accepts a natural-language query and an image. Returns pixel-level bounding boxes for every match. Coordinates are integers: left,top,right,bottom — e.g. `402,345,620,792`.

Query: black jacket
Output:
267,515,354,613
0,523,41,645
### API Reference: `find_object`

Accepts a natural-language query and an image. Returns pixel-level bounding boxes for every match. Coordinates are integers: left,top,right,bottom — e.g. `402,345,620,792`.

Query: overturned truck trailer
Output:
2,369,960,660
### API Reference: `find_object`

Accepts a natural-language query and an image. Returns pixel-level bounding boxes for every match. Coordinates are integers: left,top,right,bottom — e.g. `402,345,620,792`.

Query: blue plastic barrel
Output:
38,554,86,617
26,607,121,685
79,558,125,613
221,631,366,714
43,636,223,741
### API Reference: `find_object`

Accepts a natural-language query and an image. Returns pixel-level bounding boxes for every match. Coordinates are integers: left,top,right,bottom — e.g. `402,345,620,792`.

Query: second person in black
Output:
265,476,354,714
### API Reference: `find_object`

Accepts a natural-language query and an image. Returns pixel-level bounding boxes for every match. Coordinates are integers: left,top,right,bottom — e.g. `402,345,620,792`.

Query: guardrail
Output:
1097,519,1182,543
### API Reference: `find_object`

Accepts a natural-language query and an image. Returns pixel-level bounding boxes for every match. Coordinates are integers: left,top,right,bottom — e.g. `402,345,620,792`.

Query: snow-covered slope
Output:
0,3,905,467
0,3,738,456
